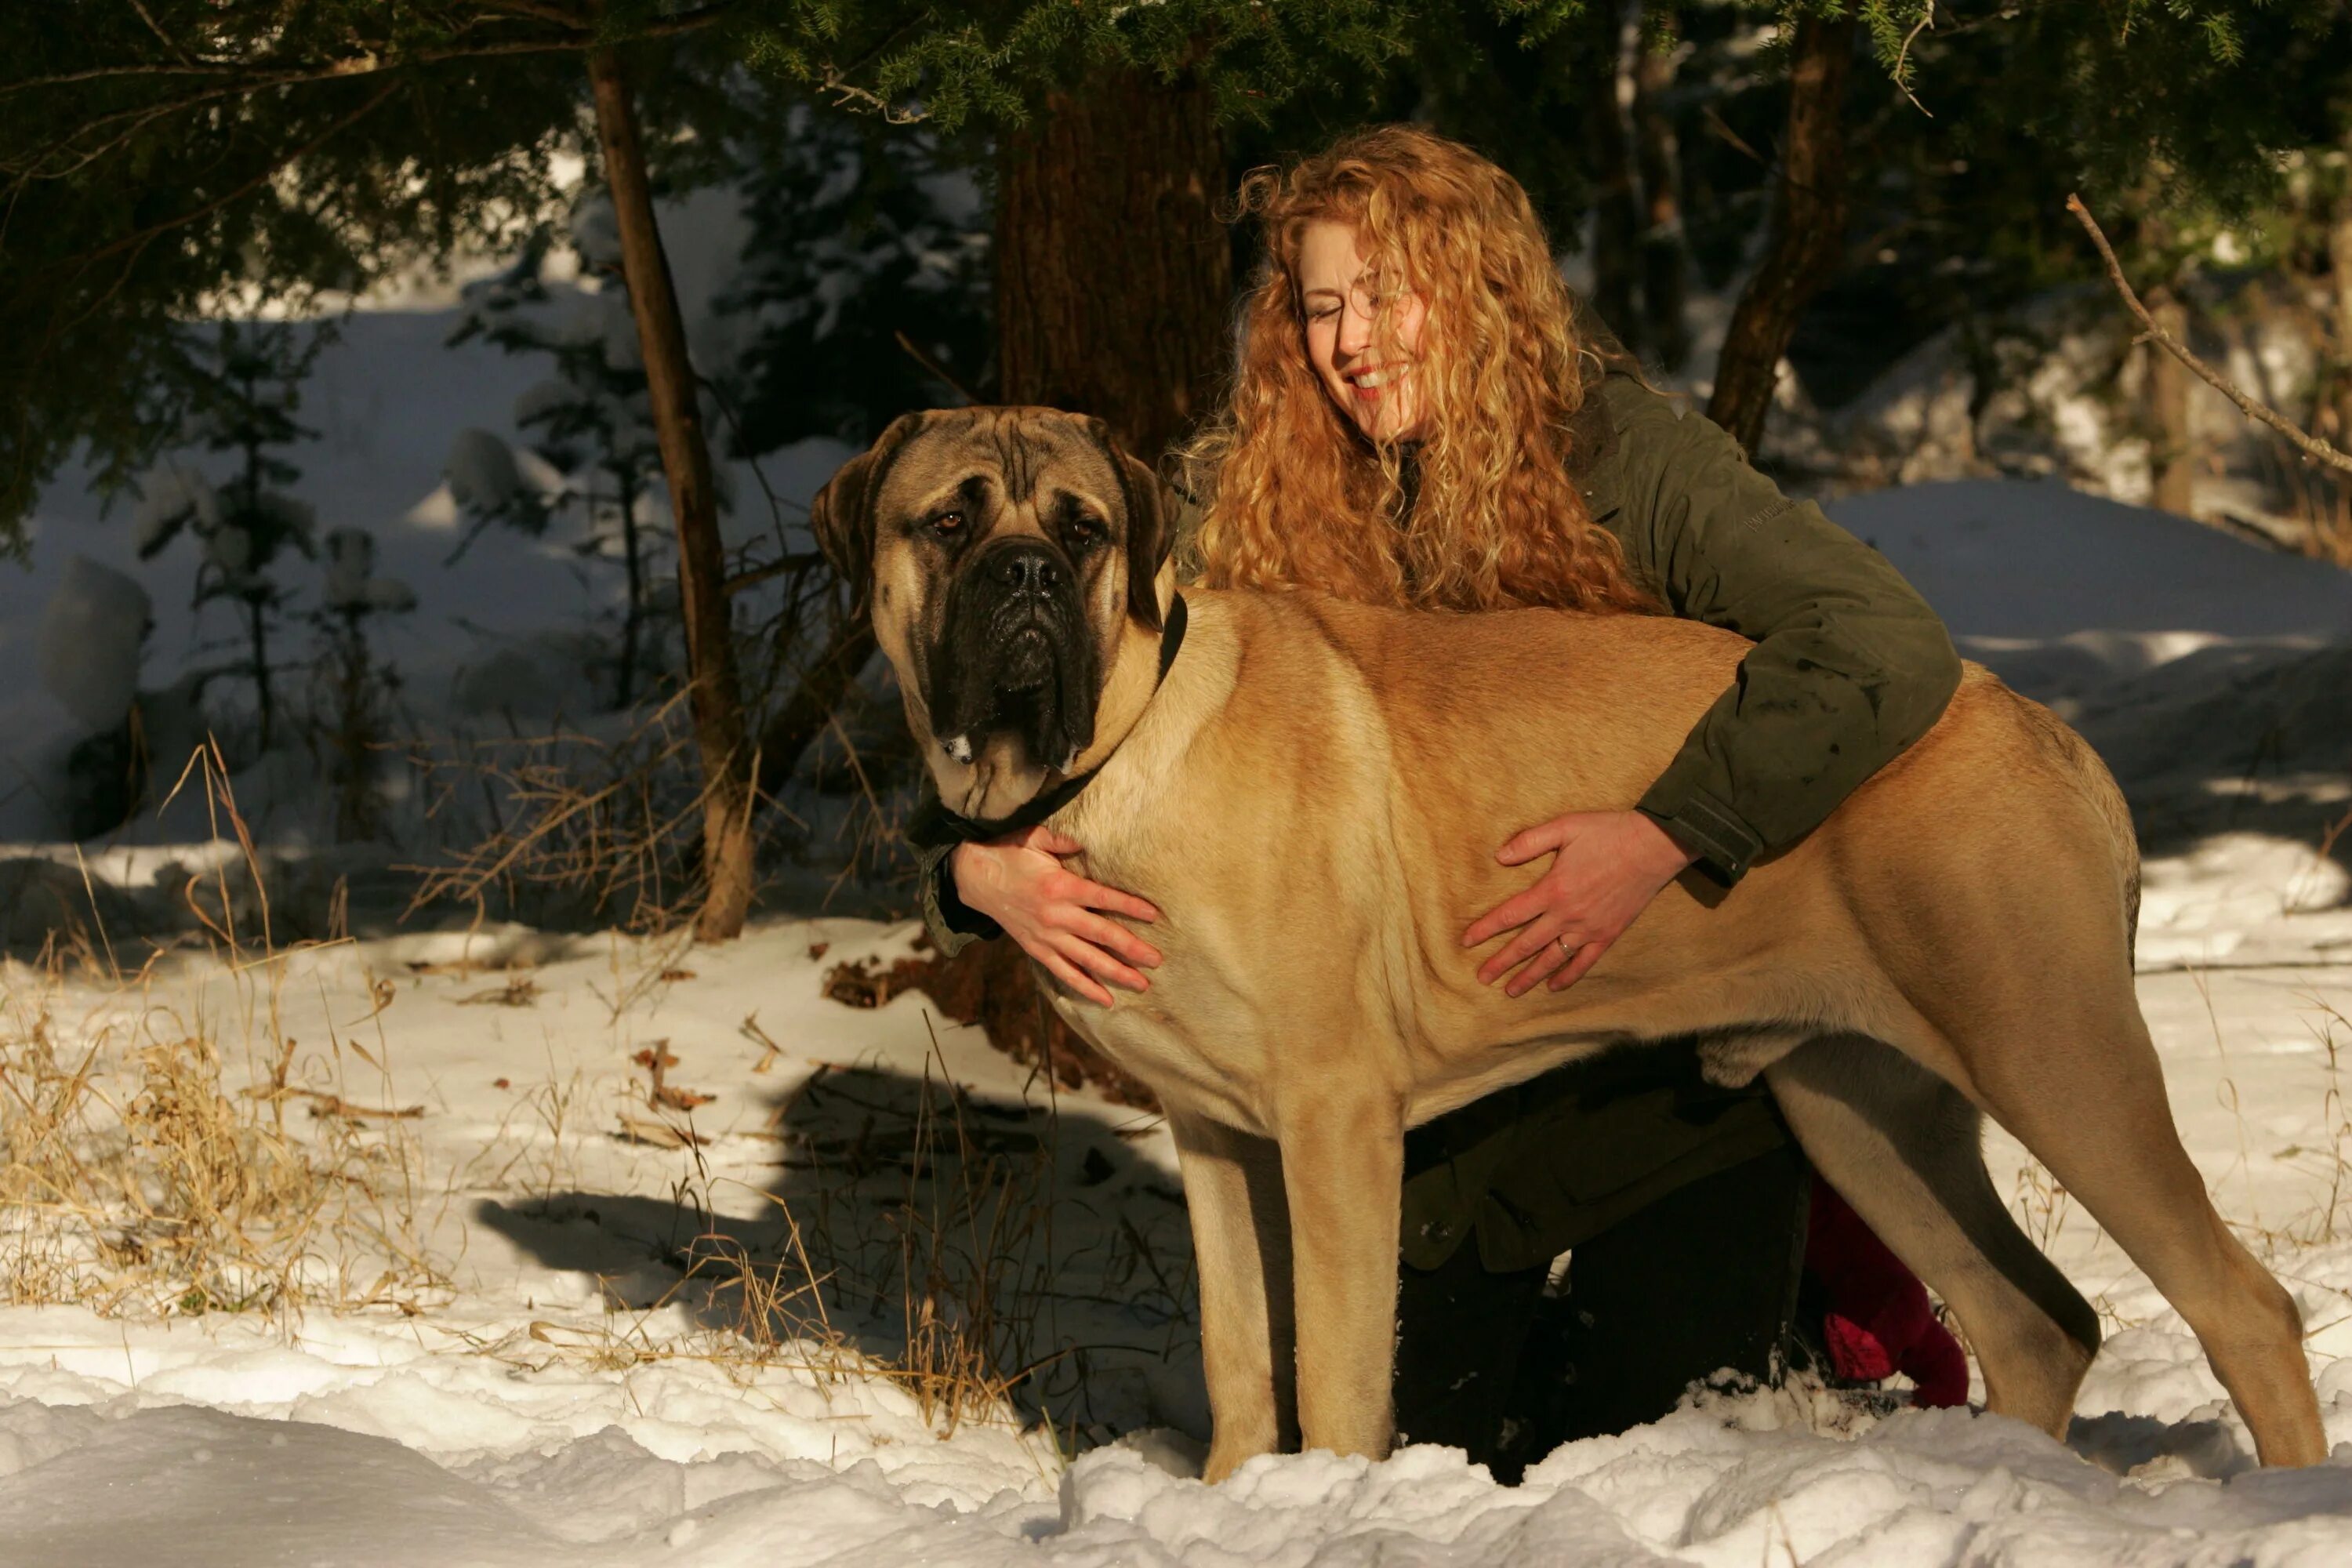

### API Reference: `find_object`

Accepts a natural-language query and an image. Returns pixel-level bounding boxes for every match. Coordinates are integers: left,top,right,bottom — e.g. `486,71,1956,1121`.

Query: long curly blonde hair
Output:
1183,125,1653,615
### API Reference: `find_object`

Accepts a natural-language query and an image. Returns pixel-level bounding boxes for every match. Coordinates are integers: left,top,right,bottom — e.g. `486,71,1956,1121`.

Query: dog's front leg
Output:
1170,1113,1296,1482
1278,1094,1405,1462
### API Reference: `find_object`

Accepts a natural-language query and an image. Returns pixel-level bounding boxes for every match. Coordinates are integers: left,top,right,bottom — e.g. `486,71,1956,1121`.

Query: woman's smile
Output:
1298,219,1428,443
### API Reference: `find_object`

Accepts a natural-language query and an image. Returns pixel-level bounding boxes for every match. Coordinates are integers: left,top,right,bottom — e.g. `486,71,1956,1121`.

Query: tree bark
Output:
993,66,1231,463
2147,285,2198,516
2328,178,2352,454
1583,4,1643,354
1631,16,1693,372
615,463,642,710
246,593,273,751
587,46,756,942
1705,9,1857,455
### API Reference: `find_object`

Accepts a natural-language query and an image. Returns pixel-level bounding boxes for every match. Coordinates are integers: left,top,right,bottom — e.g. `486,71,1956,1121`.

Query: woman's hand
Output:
952,827,1162,1007
1461,811,1696,996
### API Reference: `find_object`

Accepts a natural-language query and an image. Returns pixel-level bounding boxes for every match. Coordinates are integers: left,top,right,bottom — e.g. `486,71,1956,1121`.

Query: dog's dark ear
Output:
1094,424,1174,633
810,413,923,608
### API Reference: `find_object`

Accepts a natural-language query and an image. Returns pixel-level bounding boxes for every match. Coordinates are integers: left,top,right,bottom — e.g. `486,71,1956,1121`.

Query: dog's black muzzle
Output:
926,539,1101,772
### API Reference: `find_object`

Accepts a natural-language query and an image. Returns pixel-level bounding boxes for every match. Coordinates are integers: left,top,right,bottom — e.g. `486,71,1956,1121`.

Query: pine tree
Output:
714,103,991,448
133,322,328,751
312,527,418,840
448,206,674,710
1,5,767,936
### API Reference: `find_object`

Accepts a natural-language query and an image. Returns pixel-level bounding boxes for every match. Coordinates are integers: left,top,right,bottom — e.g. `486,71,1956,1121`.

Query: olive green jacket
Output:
908,372,1961,1270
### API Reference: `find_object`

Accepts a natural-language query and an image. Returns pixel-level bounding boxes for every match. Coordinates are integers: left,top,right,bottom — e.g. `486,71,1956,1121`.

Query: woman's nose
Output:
1334,303,1373,361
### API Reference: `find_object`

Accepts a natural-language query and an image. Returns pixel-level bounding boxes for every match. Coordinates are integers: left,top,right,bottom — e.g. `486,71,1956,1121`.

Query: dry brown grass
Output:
0,743,448,1322
400,691,716,936
0,973,447,1321
2288,995,2352,1246
677,1030,1065,1435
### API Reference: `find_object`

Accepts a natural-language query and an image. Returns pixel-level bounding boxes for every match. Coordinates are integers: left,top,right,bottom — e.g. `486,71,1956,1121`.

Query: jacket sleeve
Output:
1601,379,1962,884
907,810,1000,956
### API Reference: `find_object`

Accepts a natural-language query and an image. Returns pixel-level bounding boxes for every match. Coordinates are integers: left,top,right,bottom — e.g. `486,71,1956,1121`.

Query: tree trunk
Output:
1583,3,1642,354
615,464,642,710
2147,286,2198,517
247,592,273,750
1631,14,1693,372
1705,9,1857,455
2328,176,2352,556
2328,180,2352,455
587,46,756,942
993,66,1231,463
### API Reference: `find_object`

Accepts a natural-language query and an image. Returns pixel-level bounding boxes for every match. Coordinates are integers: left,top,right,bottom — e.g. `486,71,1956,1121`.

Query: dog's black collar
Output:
919,593,1188,844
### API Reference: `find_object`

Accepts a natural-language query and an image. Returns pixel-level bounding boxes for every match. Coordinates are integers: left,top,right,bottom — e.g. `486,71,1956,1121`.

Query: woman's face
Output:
1298,219,1428,445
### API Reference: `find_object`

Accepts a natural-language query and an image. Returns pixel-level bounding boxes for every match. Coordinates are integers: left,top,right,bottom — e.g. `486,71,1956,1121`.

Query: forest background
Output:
2,0,2348,948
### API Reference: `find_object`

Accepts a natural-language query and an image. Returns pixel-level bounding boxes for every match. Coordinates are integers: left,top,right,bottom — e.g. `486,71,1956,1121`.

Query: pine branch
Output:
2067,192,2352,478
42,79,405,280
0,4,724,100
0,3,735,191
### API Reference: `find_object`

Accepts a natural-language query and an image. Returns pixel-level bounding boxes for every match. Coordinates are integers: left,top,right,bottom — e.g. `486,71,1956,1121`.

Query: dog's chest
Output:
1047,956,1278,1134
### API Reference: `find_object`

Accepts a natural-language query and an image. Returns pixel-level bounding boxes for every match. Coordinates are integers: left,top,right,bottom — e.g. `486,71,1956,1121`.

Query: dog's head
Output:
811,407,1173,799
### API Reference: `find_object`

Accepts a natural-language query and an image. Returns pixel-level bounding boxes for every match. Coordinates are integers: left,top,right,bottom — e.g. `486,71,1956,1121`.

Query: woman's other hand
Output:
952,827,1163,1006
1461,811,1696,996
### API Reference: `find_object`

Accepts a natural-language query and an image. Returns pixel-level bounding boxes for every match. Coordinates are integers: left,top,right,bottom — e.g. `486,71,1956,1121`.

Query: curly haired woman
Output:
919,125,1967,1478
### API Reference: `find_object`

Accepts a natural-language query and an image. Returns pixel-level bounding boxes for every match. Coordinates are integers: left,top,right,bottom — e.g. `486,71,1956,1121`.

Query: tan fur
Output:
815,411,2326,1480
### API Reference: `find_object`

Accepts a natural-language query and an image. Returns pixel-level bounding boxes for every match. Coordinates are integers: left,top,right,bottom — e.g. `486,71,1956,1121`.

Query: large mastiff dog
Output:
814,407,2325,1479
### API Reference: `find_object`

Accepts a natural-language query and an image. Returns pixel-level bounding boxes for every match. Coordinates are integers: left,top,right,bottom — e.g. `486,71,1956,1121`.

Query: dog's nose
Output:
989,544,1065,595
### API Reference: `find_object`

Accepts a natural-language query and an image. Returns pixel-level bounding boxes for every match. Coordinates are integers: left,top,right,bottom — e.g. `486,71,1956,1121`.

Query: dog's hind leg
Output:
1170,1114,1296,1482
1946,989,2325,1467
1767,1034,2100,1439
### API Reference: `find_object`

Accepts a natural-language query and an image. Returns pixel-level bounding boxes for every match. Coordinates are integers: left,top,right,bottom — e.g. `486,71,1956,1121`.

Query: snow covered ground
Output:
3,895,2352,1566
5,299,2352,1560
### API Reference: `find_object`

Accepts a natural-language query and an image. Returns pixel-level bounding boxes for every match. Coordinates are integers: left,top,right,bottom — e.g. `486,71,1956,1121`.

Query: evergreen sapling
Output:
133,322,327,752
446,200,683,710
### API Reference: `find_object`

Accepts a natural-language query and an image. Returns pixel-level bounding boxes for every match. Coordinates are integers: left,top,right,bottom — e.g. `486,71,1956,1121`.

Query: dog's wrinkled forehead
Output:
873,409,1128,533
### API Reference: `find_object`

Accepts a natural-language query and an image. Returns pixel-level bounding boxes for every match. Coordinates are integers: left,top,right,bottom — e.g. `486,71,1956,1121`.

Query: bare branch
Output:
724,550,826,597
2067,193,2352,477
0,39,568,104
477,0,591,24
126,0,195,65
894,329,977,405
1698,101,1767,169
819,65,927,125
1891,2,1935,118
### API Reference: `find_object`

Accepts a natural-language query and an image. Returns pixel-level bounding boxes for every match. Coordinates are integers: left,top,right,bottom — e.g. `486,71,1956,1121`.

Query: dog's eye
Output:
928,509,965,535
1062,514,1105,550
